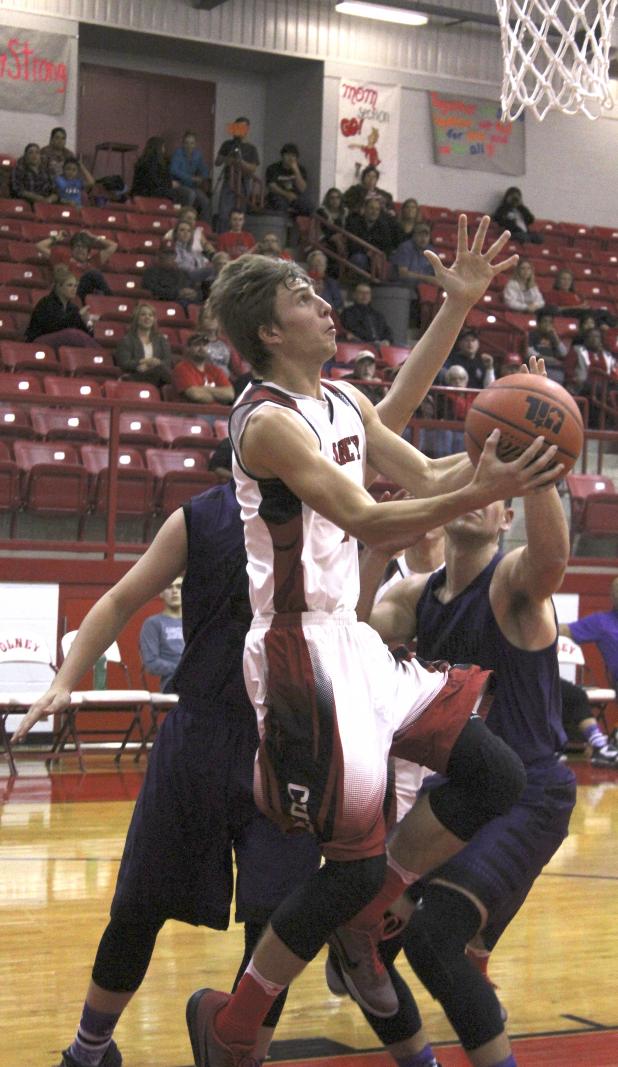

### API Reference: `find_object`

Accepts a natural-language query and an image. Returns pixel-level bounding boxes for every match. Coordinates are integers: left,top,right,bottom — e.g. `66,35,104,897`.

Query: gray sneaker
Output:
325,948,348,997
327,925,398,1018
591,744,618,767
186,987,260,1067
57,1042,122,1067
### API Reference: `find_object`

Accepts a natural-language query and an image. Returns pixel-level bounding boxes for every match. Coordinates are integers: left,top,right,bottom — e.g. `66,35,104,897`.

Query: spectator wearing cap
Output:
499,352,524,377
172,334,235,405
265,143,313,217
343,351,383,405
444,328,495,389
340,281,393,346
214,117,260,232
37,229,118,302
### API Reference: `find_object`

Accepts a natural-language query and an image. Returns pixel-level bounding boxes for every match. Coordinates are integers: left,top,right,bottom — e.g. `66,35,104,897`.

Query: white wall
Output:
0,10,79,157
323,62,618,226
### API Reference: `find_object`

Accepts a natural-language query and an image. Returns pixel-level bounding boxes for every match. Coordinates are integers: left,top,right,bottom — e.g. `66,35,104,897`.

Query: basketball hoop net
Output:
496,0,618,120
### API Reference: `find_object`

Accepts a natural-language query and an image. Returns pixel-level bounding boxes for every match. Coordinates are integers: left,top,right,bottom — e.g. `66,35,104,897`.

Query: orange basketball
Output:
464,373,583,473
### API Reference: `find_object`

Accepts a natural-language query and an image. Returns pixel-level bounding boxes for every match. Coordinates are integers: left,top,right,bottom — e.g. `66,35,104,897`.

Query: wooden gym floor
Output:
1,757,617,1067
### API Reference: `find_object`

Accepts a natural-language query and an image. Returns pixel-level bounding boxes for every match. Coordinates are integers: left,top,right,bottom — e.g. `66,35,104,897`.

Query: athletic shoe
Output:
328,925,398,1018
591,744,618,767
186,987,260,1067
325,947,348,997
57,1041,122,1067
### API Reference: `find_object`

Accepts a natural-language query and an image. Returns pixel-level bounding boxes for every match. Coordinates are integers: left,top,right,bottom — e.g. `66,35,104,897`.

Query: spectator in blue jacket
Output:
139,578,185,692
170,131,211,219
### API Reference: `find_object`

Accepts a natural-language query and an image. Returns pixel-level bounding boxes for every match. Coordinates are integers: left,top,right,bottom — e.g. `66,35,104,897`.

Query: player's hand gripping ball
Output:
464,373,583,473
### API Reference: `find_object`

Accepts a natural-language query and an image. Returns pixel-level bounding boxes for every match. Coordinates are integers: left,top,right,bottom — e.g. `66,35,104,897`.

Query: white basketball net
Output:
496,0,618,120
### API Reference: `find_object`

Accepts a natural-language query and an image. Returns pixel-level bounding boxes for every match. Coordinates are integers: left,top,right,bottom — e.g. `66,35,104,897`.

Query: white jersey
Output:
229,379,365,620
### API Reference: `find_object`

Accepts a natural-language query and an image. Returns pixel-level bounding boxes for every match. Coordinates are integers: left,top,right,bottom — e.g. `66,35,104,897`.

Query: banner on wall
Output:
429,91,525,175
336,80,401,199
0,25,70,115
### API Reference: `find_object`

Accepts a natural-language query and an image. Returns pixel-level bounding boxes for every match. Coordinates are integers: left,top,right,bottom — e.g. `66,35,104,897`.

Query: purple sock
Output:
581,721,607,749
395,1045,438,1067
67,1002,121,1066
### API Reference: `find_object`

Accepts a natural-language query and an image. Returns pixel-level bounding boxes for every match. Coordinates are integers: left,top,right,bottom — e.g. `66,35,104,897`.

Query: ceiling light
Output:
335,1,428,26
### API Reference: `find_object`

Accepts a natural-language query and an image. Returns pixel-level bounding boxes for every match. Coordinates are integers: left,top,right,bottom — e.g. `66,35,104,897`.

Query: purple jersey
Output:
415,552,566,765
568,609,618,687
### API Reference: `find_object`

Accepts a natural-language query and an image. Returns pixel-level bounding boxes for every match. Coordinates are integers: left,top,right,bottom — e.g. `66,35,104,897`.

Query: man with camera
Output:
214,116,260,231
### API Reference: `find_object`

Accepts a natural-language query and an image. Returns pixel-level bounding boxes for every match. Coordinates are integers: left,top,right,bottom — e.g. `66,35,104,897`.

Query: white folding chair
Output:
0,632,56,776
557,635,615,735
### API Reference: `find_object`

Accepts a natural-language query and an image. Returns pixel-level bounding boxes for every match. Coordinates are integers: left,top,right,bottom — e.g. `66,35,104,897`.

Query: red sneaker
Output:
185,988,260,1067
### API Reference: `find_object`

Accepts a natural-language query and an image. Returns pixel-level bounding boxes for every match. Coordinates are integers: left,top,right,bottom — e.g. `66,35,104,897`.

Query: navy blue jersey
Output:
172,481,252,711
415,552,566,766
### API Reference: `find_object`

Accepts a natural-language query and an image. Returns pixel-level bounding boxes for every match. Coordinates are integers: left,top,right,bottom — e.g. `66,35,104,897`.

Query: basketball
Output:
464,374,584,473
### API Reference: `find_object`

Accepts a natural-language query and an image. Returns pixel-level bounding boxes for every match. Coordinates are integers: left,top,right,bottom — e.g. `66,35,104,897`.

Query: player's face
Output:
446,501,512,542
268,280,336,364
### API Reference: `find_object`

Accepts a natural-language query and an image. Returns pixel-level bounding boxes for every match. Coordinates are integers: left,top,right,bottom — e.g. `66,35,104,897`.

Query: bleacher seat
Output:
102,380,160,402
43,375,102,399
19,220,79,243
86,295,137,322
81,206,128,232
31,409,97,443
13,440,89,522
126,213,168,234
566,473,616,540
145,448,216,516
94,411,160,447
33,202,82,224
81,444,155,535
0,372,42,396
115,231,161,253
0,313,20,340
0,405,35,439
58,347,120,378
104,251,154,274
92,321,126,348
0,198,30,219
378,345,409,368
0,437,21,528
5,241,46,265
0,342,58,374
154,415,215,450
105,274,148,298
0,263,48,289
334,342,377,364
0,220,24,240
147,300,186,327
131,196,176,214
0,287,32,313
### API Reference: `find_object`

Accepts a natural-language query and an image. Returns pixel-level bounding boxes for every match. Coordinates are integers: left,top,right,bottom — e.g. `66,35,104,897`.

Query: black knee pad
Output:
92,917,163,993
404,884,505,1050
270,854,387,962
430,716,526,840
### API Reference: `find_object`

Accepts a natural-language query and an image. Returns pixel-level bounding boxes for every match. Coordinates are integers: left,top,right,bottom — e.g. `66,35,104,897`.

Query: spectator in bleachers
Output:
163,206,216,256
216,210,256,259
346,196,396,271
444,327,495,389
343,351,383,405
528,311,568,383
306,249,343,312
211,250,231,277
114,302,173,387
54,156,95,206
142,244,200,306
492,186,542,244
195,305,248,381
10,143,57,205
559,576,618,692
171,220,214,296
316,187,348,270
36,229,118,302
24,265,101,349
40,126,74,178
139,577,184,693
169,130,211,219
390,221,436,284
340,281,393,345
130,136,193,208
253,231,292,260
343,164,394,215
572,326,617,395
391,198,422,249
502,259,545,312
499,351,524,377
214,117,260,232
548,268,589,314
265,143,313,218
171,333,234,405
572,312,598,346
442,364,474,452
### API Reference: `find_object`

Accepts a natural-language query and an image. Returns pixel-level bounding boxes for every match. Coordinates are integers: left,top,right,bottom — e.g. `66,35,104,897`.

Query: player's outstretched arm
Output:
12,509,188,742
377,214,518,436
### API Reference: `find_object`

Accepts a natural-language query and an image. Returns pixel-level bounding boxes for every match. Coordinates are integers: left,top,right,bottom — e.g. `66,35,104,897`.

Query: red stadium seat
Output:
213,419,229,439
154,414,215,450
0,313,20,340
92,321,127,348
131,196,176,215
0,342,58,374
102,380,160,402
43,375,102,399
566,473,616,540
0,262,48,289
0,372,43,396
13,440,89,522
33,202,82,224
146,300,187,327
335,342,377,364
31,409,97,442
0,404,35,439
145,448,215,516
58,346,120,378
0,440,21,527
378,345,409,368
18,220,79,243
126,213,169,234
105,274,148,298
81,444,155,534
6,241,48,265
114,231,162,253
94,411,161,447
0,287,32,313
0,198,30,219
81,206,128,232
103,251,154,274
86,295,137,321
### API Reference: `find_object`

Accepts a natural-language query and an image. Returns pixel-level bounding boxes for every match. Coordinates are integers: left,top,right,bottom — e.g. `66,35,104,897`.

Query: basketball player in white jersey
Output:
185,217,564,1067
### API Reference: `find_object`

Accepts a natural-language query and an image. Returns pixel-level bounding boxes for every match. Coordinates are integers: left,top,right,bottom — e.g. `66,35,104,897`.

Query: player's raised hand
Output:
423,214,519,310
11,685,72,743
472,429,563,502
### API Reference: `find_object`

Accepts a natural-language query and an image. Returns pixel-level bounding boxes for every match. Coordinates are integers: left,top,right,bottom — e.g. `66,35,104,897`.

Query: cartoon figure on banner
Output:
348,126,381,177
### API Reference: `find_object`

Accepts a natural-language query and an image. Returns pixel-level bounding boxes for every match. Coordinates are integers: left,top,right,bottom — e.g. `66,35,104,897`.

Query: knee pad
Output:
92,917,163,993
404,884,505,1050
431,717,526,839
271,854,386,962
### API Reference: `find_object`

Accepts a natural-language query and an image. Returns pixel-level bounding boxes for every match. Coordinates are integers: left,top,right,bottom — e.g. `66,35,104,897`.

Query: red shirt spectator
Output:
172,333,235,405
217,209,255,259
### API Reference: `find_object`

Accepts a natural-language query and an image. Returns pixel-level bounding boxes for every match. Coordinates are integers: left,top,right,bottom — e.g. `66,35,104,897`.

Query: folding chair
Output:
48,631,151,768
0,631,57,776
557,635,615,736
